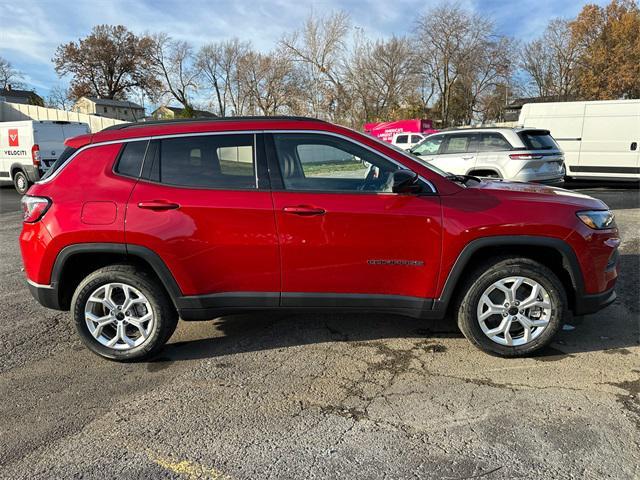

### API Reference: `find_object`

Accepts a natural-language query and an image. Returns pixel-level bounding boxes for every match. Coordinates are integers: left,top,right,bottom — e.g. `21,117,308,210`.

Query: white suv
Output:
409,128,565,185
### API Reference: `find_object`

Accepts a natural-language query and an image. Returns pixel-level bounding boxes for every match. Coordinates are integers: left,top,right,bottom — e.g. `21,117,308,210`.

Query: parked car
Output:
409,127,565,185
392,132,426,150
518,99,640,181
20,116,618,361
0,120,90,193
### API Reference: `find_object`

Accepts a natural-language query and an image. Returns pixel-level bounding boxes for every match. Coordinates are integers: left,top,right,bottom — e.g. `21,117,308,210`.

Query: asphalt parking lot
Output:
0,182,638,479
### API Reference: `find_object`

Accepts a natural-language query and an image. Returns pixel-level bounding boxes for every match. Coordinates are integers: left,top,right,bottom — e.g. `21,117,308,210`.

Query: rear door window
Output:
395,135,408,144
442,134,477,154
149,134,256,189
519,131,559,150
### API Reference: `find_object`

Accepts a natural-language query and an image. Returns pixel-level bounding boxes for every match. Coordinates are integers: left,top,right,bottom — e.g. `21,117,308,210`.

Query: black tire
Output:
71,264,178,361
455,256,567,357
13,170,31,194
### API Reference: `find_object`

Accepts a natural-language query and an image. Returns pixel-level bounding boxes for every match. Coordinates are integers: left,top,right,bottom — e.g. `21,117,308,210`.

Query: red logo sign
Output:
8,129,19,147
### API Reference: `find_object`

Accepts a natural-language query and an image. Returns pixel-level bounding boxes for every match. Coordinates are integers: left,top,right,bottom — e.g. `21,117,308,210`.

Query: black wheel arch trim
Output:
48,243,183,310
432,235,585,312
41,237,601,318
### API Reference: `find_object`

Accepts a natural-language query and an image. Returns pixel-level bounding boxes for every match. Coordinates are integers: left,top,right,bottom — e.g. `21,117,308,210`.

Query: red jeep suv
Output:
19,117,619,360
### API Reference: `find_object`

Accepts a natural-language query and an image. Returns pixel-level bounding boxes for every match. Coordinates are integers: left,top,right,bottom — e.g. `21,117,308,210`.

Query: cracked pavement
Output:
0,184,638,479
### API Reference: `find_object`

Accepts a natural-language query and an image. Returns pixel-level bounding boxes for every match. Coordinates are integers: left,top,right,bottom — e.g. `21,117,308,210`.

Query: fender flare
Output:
432,235,584,312
50,243,183,308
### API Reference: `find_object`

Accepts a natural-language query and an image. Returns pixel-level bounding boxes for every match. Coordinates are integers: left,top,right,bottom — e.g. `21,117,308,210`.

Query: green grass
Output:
303,160,365,176
219,160,254,176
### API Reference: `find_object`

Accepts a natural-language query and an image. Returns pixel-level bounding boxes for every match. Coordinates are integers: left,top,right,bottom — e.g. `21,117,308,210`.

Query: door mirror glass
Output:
391,170,422,194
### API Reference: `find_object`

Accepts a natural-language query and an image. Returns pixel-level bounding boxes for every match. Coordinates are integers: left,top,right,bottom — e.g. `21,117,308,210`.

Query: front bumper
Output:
573,287,617,316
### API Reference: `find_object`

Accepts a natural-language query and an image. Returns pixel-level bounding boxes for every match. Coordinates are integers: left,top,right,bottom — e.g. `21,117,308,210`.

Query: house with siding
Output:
72,96,145,122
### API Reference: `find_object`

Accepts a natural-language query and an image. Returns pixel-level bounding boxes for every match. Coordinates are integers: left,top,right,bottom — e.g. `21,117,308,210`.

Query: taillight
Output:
509,153,543,160
21,195,51,223
31,144,41,166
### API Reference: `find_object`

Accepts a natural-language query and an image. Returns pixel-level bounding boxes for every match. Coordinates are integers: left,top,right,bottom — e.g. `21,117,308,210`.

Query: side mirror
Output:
391,170,422,194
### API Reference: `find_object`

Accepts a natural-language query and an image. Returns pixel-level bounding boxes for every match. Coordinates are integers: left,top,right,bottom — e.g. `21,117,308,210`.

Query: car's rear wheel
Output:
455,257,566,357
13,170,31,194
71,265,178,361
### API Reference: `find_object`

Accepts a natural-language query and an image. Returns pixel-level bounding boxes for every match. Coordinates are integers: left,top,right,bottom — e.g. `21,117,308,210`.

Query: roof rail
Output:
101,115,328,131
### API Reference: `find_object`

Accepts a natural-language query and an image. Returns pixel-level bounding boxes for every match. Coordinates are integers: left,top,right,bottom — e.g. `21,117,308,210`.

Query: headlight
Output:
576,210,615,230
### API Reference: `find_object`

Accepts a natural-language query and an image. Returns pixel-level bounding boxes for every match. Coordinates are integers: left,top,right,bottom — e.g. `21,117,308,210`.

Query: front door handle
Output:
282,205,326,216
631,142,638,151
462,155,475,160
137,201,180,211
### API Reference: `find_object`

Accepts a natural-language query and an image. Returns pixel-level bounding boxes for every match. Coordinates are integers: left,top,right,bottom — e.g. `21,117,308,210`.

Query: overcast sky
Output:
0,0,608,100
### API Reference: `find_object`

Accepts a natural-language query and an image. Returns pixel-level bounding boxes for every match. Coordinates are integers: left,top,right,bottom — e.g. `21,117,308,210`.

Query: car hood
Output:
467,179,609,210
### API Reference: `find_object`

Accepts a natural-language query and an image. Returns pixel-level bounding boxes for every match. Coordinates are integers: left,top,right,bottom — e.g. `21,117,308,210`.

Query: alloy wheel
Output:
84,283,155,350
476,276,552,346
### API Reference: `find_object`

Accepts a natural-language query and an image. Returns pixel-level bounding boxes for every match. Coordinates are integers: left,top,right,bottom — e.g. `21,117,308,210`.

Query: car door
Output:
267,132,442,309
125,132,280,304
430,133,478,175
476,132,513,177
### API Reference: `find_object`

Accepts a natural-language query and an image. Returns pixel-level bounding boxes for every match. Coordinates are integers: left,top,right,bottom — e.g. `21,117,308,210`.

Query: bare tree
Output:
149,33,201,110
0,56,25,90
346,35,419,123
521,19,581,99
239,49,299,116
280,11,350,121
413,2,494,126
197,39,252,116
46,85,72,110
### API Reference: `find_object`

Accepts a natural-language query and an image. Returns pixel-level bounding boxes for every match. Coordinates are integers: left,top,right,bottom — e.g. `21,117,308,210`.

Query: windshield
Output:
363,132,449,178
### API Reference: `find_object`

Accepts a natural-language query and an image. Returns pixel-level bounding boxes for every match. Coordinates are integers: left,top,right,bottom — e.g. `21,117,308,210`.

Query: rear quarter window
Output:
115,140,148,178
40,146,77,181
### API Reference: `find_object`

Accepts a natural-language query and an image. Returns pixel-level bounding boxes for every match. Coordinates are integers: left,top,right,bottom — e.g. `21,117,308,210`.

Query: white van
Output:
518,100,640,181
0,120,90,193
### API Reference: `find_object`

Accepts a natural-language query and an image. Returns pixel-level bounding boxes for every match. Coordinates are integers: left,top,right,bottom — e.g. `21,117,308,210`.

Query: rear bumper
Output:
27,280,62,310
573,287,617,316
533,176,565,186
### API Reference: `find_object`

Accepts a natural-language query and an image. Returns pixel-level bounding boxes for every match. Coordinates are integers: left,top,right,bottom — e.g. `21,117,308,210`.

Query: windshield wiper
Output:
445,174,482,185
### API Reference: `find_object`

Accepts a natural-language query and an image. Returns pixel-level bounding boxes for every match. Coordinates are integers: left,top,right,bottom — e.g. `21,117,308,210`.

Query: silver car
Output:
409,127,565,185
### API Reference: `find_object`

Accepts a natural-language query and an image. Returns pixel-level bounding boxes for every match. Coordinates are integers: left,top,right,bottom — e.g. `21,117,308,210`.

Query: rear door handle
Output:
462,155,475,160
137,201,180,211
631,142,638,151
282,205,326,216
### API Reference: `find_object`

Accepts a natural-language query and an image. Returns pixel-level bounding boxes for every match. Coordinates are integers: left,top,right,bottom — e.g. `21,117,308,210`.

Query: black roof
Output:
102,116,328,131
0,88,42,100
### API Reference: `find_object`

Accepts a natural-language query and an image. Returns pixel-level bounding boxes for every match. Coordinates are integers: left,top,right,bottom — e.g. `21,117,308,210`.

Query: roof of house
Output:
0,88,42,101
83,96,144,109
156,106,217,118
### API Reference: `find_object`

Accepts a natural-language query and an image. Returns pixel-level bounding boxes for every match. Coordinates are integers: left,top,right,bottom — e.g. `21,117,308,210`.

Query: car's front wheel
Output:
456,257,566,357
71,265,178,361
